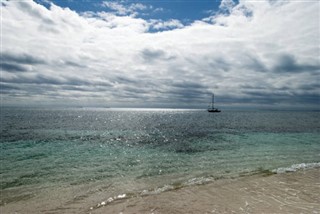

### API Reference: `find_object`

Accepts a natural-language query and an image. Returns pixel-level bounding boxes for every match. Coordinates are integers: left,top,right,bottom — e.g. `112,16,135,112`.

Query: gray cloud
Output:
141,48,166,61
0,83,20,91
243,91,319,105
1,63,28,72
298,83,320,91
63,61,86,68
172,81,207,90
162,80,211,104
273,54,320,73
244,55,268,73
0,52,46,72
1,74,93,86
240,84,268,90
1,52,45,65
114,76,139,84
61,85,105,92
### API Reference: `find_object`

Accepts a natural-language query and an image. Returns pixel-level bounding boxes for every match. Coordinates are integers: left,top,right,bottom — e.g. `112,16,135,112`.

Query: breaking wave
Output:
272,162,320,174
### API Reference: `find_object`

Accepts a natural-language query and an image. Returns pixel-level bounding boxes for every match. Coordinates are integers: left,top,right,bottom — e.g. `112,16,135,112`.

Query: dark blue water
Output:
1,108,319,209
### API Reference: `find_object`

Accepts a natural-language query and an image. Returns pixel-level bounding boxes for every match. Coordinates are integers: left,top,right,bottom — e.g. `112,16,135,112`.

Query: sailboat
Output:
207,93,221,113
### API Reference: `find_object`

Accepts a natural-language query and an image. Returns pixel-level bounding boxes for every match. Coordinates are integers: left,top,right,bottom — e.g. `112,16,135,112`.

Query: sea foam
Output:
272,162,320,174
141,185,175,196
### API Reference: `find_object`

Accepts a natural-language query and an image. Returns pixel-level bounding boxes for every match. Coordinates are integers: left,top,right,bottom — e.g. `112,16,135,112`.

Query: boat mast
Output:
212,93,214,109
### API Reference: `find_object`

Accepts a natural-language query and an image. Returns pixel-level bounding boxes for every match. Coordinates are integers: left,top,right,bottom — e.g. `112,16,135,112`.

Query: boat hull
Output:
208,109,221,113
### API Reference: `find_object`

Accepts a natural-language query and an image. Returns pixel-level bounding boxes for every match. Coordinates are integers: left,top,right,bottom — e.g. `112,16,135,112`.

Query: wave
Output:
272,162,320,174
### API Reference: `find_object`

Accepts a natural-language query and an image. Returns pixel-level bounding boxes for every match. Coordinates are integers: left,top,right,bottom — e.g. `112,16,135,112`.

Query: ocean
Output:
1,108,319,212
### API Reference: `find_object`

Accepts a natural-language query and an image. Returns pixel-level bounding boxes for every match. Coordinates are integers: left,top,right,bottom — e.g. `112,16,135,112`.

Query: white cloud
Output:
101,1,149,16
1,0,319,108
150,19,184,30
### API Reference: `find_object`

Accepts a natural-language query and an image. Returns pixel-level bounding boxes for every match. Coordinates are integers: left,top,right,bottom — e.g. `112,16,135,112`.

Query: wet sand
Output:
1,168,319,214
91,168,320,214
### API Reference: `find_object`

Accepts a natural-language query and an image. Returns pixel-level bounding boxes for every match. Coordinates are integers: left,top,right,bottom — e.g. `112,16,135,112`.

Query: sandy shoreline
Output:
91,168,320,214
1,168,319,214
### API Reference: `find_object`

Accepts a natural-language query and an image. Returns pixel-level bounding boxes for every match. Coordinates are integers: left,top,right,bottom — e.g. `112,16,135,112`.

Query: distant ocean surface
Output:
1,108,320,210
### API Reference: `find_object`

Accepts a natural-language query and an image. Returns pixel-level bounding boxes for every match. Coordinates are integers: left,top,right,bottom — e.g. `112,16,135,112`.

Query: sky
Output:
1,0,319,109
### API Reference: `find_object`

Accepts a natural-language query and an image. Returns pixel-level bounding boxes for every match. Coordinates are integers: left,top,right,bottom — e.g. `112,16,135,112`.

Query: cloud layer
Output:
1,0,319,108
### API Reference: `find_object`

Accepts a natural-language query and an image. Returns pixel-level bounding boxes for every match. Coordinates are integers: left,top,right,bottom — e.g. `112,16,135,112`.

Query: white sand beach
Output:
91,168,320,214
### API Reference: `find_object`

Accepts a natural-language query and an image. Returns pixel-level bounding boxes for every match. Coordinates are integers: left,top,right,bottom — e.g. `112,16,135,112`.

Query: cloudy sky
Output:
1,0,319,109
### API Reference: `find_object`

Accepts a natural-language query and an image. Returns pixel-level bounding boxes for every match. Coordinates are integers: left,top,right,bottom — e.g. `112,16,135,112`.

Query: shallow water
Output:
1,108,319,212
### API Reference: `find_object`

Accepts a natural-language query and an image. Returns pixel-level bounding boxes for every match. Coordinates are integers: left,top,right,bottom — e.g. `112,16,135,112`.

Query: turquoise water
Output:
1,108,319,207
